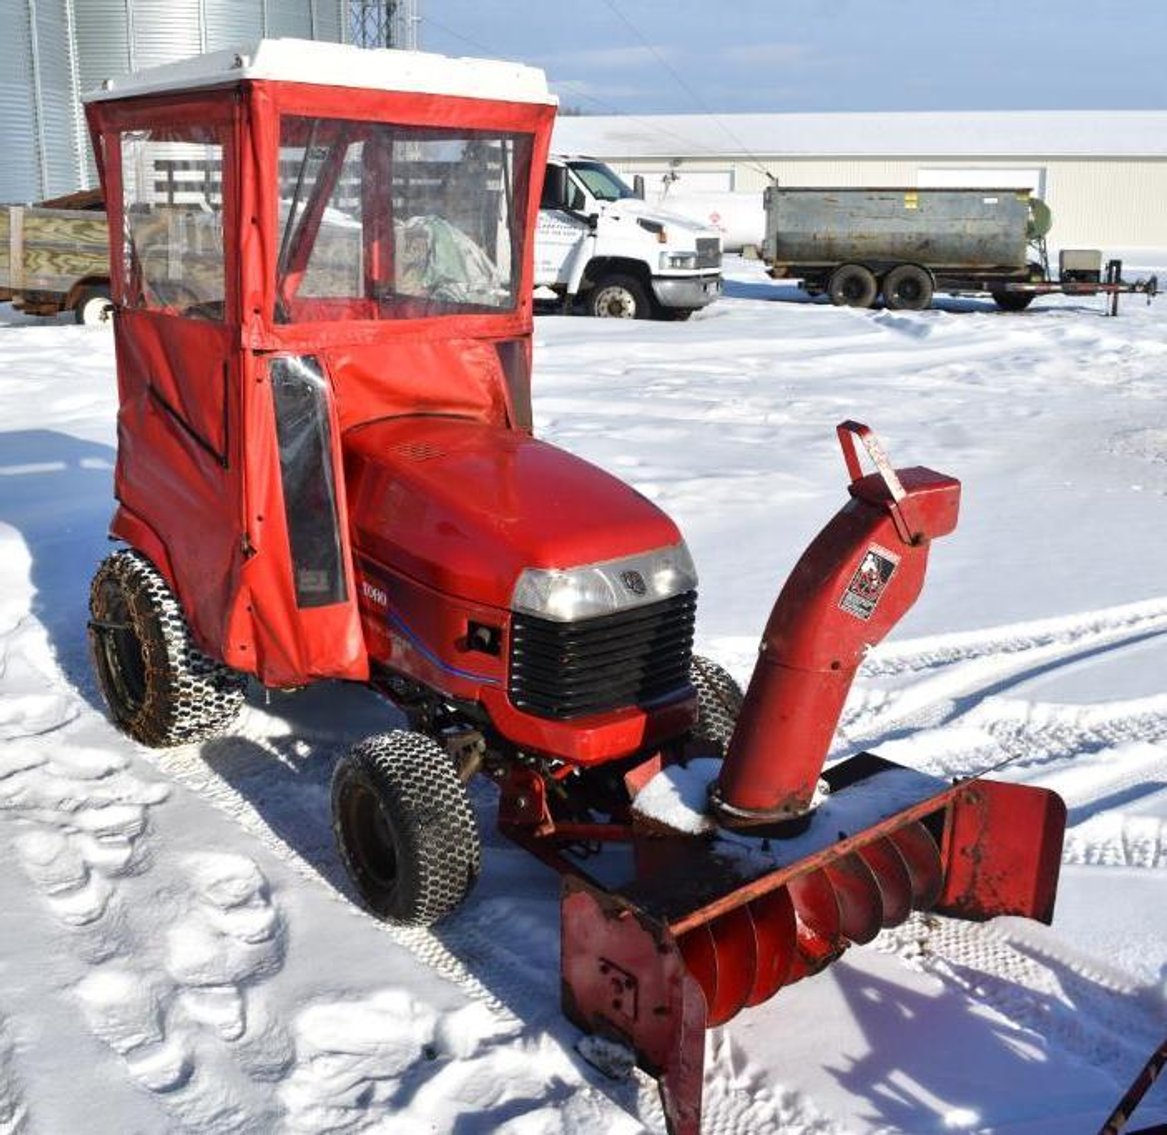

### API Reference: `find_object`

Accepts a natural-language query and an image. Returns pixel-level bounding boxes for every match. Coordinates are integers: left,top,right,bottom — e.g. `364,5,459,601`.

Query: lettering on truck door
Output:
534,207,589,286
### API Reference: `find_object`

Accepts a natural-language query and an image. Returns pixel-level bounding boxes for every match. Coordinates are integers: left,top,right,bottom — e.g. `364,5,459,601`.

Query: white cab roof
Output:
84,38,556,107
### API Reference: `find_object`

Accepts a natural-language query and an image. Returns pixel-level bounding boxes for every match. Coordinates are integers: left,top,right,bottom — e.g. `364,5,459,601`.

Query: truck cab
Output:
536,154,722,319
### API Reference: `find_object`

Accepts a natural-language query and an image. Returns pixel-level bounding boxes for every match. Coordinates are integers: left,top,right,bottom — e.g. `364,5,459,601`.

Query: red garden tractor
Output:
84,41,1065,1133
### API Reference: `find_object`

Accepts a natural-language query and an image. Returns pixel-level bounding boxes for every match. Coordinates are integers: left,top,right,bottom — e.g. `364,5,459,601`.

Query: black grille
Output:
509,591,697,719
696,237,721,270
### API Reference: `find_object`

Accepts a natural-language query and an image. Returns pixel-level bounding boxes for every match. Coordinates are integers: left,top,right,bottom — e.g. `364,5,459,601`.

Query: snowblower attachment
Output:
558,423,1066,1135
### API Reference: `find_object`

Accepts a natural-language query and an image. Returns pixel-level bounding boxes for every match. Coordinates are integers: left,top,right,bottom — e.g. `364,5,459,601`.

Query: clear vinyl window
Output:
276,117,532,322
269,356,347,609
119,127,226,319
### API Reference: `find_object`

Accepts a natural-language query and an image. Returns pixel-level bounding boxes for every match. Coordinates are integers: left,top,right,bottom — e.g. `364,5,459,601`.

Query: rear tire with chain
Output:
690,654,744,754
88,549,245,747
331,731,482,926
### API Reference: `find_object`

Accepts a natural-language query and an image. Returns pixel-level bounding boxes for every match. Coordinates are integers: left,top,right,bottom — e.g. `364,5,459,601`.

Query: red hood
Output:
343,417,684,610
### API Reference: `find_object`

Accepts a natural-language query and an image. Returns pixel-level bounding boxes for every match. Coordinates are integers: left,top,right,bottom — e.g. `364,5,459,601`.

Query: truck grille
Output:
509,591,697,719
696,238,721,270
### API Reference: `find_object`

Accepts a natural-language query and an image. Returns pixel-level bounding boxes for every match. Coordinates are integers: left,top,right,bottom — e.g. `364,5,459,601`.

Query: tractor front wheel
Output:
88,550,245,747
331,731,481,925
690,655,744,755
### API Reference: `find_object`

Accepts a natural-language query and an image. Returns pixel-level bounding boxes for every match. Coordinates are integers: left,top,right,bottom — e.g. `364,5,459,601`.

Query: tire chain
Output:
689,654,745,753
90,550,246,747
334,731,482,926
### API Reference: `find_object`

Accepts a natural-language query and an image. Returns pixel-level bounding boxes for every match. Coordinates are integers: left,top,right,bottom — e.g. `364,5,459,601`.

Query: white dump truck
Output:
535,155,722,319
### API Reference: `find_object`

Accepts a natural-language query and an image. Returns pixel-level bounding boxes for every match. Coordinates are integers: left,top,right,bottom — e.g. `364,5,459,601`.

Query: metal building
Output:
553,111,1167,253
0,0,350,204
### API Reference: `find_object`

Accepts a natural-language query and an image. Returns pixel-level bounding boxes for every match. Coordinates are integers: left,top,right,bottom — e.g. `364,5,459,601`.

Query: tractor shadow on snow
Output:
825,954,1163,1133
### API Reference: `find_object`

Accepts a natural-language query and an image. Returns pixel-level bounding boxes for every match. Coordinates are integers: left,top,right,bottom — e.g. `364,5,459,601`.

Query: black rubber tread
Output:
882,264,934,311
690,654,744,754
88,550,246,747
331,731,482,926
828,263,878,308
588,273,651,319
991,288,1037,311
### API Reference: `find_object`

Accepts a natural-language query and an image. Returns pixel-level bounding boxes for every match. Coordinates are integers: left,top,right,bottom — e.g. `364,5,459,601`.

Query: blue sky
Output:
420,1,1167,115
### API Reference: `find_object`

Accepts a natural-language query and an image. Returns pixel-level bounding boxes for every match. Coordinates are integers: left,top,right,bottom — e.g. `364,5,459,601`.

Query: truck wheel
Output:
991,288,1036,311
88,550,246,747
882,264,934,311
690,655,744,755
828,264,878,308
76,285,114,326
588,274,650,318
332,731,481,926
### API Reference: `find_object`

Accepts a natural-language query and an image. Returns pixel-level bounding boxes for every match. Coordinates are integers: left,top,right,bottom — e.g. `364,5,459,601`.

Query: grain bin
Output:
0,0,348,204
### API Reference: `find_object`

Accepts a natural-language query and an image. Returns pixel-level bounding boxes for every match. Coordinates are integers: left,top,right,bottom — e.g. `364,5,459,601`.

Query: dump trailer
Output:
0,189,113,323
763,185,1157,313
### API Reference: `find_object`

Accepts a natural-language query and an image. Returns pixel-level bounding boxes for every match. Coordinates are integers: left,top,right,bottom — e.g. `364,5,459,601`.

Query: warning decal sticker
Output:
840,545,899,621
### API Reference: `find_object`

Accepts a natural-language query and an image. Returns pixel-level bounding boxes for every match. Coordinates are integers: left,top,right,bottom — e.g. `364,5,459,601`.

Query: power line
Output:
595,0,772,177
418,12,767,169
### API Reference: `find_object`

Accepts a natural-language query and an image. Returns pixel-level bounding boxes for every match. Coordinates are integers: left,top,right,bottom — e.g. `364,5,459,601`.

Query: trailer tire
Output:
690,655,744,754
76,285,114,326
588,273,650,319
991,288,1036,311
332,731,481,926
882,264,934,311
88,550,246,747
828,264,878,308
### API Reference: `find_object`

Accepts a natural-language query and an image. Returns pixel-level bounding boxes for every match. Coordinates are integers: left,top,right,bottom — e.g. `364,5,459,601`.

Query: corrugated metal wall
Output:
0,0,349,204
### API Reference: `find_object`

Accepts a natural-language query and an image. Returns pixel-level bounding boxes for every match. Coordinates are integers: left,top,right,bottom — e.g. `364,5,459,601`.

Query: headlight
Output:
660,251,698,270
512,543,698,622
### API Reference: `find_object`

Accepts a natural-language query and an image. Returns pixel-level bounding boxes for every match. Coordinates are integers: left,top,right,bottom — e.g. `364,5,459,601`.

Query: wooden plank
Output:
8,206,24,290
12,208,111,292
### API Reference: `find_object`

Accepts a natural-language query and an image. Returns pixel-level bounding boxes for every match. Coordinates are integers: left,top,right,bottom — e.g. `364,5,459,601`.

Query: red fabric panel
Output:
112,310,242,656
326,338,511,433
224,351,368,686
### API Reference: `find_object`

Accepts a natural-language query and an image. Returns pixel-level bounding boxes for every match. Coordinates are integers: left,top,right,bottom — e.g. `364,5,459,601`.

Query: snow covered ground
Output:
1,256,1165,1133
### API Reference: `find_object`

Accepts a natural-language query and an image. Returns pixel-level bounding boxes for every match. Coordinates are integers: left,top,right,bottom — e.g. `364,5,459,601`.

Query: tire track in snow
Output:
831,601,1167,1117
876,913,1166,1106
840,597,1167,750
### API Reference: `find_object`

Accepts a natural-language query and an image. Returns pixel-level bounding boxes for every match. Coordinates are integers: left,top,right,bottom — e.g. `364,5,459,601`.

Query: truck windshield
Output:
276,117,533,323
569,160,637,202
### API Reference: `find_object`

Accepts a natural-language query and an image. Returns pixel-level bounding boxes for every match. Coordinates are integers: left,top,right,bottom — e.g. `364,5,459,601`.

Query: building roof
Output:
552,110,1167,161
84,38,556,107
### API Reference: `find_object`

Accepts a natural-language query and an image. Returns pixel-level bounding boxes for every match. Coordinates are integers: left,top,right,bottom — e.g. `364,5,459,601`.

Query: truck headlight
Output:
661,251,698,270
512,543,698,622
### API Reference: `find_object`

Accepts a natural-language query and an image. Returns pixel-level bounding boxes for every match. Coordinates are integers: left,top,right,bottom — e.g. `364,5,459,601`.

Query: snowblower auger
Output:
546,423,1067,1135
